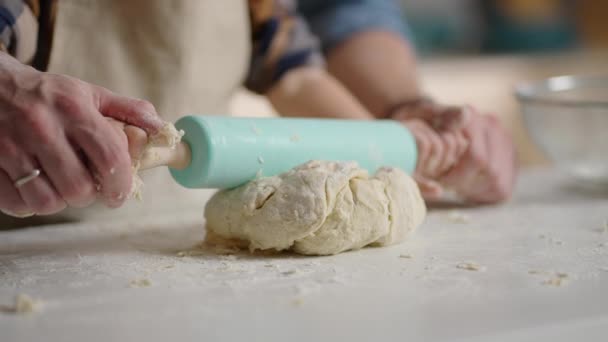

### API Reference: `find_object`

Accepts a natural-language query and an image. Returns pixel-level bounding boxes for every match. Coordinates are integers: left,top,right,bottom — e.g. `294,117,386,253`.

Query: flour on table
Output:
204,160,426,255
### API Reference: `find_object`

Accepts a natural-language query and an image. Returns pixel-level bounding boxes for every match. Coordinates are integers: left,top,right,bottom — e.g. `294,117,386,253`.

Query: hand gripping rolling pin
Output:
140,116,418,189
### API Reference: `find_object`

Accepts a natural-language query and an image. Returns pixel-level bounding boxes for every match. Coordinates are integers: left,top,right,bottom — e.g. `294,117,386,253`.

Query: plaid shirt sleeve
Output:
245,0,324,94
0,0,39,64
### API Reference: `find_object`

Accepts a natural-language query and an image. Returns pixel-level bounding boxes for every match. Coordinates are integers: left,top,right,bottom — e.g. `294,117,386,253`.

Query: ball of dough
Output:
204,160,426,255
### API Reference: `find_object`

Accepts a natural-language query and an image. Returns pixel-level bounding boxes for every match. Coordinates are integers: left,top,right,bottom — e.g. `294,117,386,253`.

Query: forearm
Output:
267,67,374,120
326,30,422,118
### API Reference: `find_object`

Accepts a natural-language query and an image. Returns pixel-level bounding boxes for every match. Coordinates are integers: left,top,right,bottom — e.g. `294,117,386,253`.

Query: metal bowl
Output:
516,75,608,187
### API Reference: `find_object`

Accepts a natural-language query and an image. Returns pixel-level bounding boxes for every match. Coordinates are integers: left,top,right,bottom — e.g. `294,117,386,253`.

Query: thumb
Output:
96,88,164,134
393,99,470,132
435,105,473,131
420,103,470,131
414,175,444,200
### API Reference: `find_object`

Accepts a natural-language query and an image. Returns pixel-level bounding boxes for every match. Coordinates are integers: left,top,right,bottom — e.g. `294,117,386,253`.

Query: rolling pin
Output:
140,116,417,189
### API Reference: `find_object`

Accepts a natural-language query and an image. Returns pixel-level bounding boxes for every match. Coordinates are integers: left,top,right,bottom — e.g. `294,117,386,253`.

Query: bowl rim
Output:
515,74,608,107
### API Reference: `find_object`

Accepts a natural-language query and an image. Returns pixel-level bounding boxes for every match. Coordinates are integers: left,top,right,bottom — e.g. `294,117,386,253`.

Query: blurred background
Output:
402,0,605,55
232,0,608,167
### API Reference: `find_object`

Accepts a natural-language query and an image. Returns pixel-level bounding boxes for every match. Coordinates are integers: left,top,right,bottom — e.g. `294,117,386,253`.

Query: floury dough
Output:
130,122,184,199
204,160,426,255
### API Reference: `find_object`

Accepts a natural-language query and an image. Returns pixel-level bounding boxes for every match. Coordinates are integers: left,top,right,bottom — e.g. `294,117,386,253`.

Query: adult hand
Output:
0,53,163,217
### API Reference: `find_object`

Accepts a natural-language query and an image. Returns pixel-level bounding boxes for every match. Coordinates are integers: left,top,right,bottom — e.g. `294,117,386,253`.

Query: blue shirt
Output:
297,0,411,52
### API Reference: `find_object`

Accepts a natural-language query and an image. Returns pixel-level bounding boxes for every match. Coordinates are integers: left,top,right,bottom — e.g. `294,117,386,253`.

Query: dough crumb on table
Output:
1,294,42,315
399,254,413,259
218,255,238,261
129,278,152,288
175,248,206,258
528,270,570,287
599,219,608,234
445,210,471,224
204,160,426,256
281,269,299,276
456,262,486,271
541,272,569,287
291,298,304,307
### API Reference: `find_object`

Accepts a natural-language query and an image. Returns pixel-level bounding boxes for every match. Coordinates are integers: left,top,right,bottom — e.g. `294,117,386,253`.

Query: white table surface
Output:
1,168,608,342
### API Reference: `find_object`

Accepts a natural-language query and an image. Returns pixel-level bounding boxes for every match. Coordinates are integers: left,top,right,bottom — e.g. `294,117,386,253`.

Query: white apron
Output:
41,0,249,222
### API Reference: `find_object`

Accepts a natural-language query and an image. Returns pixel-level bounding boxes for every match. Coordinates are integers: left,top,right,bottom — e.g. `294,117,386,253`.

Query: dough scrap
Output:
149,122,184,149
2,294,42,315
204,160,426,255
456,262,486,271
129,278,152,288
130,122,184,199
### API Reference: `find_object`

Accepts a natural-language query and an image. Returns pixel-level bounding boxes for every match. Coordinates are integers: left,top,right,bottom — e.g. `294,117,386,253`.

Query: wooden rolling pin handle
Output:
139,142,191,171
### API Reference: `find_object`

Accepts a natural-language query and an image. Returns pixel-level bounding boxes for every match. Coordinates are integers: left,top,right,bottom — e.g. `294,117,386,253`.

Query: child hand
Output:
438,106,517,204
392,99,516,203
402,118,468,200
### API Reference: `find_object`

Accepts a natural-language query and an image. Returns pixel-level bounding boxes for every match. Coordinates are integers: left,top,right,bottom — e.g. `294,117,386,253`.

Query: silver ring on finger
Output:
14,169,42,188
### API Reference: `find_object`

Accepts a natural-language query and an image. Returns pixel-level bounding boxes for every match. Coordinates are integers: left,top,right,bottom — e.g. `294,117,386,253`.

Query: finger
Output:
440,114,488,189
0,169,31,217
422,125,444,177
402,102,469,132
441,156,482,194
106,119,149,162
415,123,433,173
33,134,97,209
106,117,126,130
401,101,438,122
70,113,132,208
0,155,66,215
124,125,149,161
468,116,516,203
18,171,67,215
96,88,163,133
436,131,458,177
404,120,432,174
0,138,66,215
454,131,469,161
467,117,504,201
16,105,97,209
434,105,472,131
414,175,444,200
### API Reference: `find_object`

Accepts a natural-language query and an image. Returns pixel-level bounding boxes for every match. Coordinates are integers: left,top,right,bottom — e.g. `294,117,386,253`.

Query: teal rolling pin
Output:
140,116,417,189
